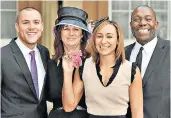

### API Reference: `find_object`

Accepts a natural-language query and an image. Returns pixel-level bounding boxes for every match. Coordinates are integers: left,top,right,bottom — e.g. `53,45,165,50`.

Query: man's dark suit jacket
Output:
125,37,170,118
1,38,50,118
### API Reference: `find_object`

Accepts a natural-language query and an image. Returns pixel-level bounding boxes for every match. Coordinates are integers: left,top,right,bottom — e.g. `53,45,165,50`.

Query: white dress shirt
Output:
130,37,158,78
16,38,45,99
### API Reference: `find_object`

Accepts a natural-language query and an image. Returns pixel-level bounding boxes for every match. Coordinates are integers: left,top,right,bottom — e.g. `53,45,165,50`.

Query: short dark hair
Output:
53,25,90,61
131,5,157,21
16,7,42,23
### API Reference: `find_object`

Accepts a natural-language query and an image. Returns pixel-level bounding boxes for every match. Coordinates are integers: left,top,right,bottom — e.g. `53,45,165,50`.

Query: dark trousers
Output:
48,109,88,118
89,114,126,118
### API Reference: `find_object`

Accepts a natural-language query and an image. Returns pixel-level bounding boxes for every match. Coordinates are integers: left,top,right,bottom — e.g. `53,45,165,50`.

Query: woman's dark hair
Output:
54,25,90,60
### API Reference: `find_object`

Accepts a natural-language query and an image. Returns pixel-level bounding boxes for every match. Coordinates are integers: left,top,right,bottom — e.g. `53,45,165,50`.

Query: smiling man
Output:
15,7,43,49
1,7,50,118
125,5,170,118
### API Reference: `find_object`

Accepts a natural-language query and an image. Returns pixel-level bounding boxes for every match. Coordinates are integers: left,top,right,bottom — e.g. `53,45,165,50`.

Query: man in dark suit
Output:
125,5,170,118
1,7,50,118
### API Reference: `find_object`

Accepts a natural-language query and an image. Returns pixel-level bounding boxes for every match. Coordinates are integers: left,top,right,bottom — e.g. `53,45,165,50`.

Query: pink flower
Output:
69,50,82,67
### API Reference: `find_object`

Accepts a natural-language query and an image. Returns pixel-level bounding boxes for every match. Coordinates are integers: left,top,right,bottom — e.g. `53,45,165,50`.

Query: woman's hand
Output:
62,52,84,112
62,54,74,74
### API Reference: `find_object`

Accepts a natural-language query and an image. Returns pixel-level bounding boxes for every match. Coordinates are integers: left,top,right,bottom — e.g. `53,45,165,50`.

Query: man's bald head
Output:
16,7,42,24
131,5,157,22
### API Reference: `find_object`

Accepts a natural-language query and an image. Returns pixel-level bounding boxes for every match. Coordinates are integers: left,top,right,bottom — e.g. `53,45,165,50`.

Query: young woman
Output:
62,17,143,118
46,7,90,118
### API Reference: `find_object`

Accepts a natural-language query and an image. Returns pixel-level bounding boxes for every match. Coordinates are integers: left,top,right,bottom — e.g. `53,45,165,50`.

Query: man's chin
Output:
27,38,39,43
138,38,149,41
27,41,38,45
137,37,153,45
136,35,150,41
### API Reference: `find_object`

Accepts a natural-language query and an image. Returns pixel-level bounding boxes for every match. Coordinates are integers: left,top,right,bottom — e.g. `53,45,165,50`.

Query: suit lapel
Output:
37,45,47,71
142,39,165,87
125,43,135,60
37,45,47,100
10,38,38,100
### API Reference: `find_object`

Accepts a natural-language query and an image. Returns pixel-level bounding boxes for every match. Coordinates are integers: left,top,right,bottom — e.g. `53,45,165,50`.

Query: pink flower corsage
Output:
68,50,83,67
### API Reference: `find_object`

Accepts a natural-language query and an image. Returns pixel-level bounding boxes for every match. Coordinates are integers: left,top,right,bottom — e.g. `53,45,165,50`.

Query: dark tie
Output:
29,51,39,98
136,47,143,72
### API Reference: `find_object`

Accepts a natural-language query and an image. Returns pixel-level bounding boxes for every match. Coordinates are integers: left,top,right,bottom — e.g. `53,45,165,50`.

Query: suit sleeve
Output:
45,47,50,60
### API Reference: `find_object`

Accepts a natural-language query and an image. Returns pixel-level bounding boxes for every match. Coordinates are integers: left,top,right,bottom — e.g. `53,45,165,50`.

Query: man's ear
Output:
15,23,19,32
41,22,44,32
130,21,132,28
155,21,159,31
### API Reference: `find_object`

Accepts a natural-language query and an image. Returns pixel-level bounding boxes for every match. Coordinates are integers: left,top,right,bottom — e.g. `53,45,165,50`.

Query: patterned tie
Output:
29,51,39,98
136,47,143,72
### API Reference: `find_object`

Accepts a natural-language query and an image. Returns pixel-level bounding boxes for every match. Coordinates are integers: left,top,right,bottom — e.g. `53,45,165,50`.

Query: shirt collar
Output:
134,37,158,55
15,37,38,56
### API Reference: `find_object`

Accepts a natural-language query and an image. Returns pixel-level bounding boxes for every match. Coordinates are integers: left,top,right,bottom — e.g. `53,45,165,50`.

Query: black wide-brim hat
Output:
54,7,90,33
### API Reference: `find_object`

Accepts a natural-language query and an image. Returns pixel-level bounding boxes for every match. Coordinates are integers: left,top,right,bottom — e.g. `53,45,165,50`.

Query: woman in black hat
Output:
46,7,90,118
62,17,143,118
